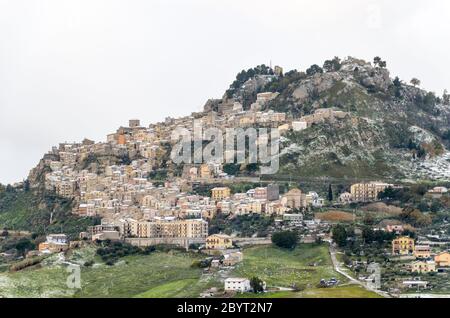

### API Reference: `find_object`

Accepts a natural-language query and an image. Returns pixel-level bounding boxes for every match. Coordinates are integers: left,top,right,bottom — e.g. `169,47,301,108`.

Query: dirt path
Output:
328,243,391,298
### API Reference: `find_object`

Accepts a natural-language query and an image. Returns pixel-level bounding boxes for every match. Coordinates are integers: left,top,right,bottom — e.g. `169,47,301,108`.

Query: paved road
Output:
328,244,391,298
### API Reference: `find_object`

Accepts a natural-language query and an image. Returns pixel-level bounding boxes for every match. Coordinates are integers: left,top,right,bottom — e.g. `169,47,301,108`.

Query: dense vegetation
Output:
0,187,99,239
226,64,274,99
96,241,157,265
271,231,298,249
208,213,274,237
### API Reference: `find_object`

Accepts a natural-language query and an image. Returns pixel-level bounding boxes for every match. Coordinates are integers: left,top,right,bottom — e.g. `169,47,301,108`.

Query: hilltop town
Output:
1,56,450,298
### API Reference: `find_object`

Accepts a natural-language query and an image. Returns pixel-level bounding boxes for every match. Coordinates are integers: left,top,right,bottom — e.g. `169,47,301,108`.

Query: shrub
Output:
271,231,298,249
10,256,44,272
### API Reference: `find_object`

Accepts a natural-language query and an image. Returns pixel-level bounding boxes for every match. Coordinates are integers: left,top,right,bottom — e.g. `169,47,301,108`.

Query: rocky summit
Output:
220,57,450,181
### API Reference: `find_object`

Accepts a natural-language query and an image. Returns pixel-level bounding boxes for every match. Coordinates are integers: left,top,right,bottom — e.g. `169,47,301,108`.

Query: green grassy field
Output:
238,285,381,298
231,244,342,289
0,249,219,298
0,244,382,298
135,279,199,298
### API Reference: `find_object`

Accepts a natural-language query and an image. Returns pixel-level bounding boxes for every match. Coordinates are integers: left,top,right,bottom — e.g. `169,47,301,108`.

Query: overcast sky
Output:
1,0,449,184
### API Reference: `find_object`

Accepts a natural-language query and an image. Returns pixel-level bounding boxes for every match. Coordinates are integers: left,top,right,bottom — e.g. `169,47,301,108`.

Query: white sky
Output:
1,0,449,184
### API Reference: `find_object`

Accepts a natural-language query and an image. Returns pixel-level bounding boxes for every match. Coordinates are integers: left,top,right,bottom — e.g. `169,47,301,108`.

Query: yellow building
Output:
199,164,211,179
435,252,450,267
392,236,415,255
350,182,392,202
410,261,437,273
206,234,233,250
211,187,231,201
128,218,208,239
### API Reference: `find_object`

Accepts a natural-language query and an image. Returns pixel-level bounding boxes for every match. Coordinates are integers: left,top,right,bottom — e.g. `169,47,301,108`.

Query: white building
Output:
224,278,251,293
46,234,68,244
292,121,308,131
283,213,303,225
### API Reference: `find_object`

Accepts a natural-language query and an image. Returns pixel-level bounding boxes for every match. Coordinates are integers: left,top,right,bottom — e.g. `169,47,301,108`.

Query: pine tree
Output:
328,184,333,202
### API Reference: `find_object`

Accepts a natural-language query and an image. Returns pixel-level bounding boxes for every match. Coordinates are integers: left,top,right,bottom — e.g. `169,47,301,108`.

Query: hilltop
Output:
212,57,450,180
1,56,449,236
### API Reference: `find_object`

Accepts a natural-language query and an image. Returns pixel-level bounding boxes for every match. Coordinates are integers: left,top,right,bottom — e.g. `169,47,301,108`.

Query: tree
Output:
430,200,443,213
373,56,386,68
271,231,298,249
327,184,333,202
443,89,450,105
400,207,432,227
332,224,348,247
391,76,403,98
410,78,421,87
306,64,323,76
323,57,342,72
378,186,396,200
23,179,30,192
15,238,36,255
373,56,381,66
362,226,375,244
443,129,450,141
250,276,265,293
223,163,240,176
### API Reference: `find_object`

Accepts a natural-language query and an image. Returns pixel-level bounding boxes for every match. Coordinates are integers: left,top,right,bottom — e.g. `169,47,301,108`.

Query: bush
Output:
306,64,323,76
271,231,298,249
10,256,44,272
96,241,153,265
250,276,265,293
191,259,211,268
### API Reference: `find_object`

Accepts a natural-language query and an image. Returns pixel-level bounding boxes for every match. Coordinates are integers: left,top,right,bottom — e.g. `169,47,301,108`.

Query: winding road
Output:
328,243,391,298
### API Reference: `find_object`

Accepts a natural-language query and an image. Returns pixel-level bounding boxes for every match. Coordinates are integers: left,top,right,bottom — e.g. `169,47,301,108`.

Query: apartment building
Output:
392,236,415,255
127,218,208,239
410,261,437,273
206,234,233,250
414,245,432,259
55,180,76,198
211,187,231,201
350,182,392,202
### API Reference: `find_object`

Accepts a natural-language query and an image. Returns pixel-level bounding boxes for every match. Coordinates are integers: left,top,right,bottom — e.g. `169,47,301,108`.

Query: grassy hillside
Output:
231,244,341,289
0,189,98,239
0,244,384,298
0,248,219,298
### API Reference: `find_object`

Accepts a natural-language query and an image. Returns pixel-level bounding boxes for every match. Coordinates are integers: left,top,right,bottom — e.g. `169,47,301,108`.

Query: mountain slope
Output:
249,57,450,180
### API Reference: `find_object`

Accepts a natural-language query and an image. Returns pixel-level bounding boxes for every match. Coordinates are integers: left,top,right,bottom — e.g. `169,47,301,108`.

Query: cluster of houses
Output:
34,114,339,250
392,236,450,273
70,183,327,249
210,186,324,216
